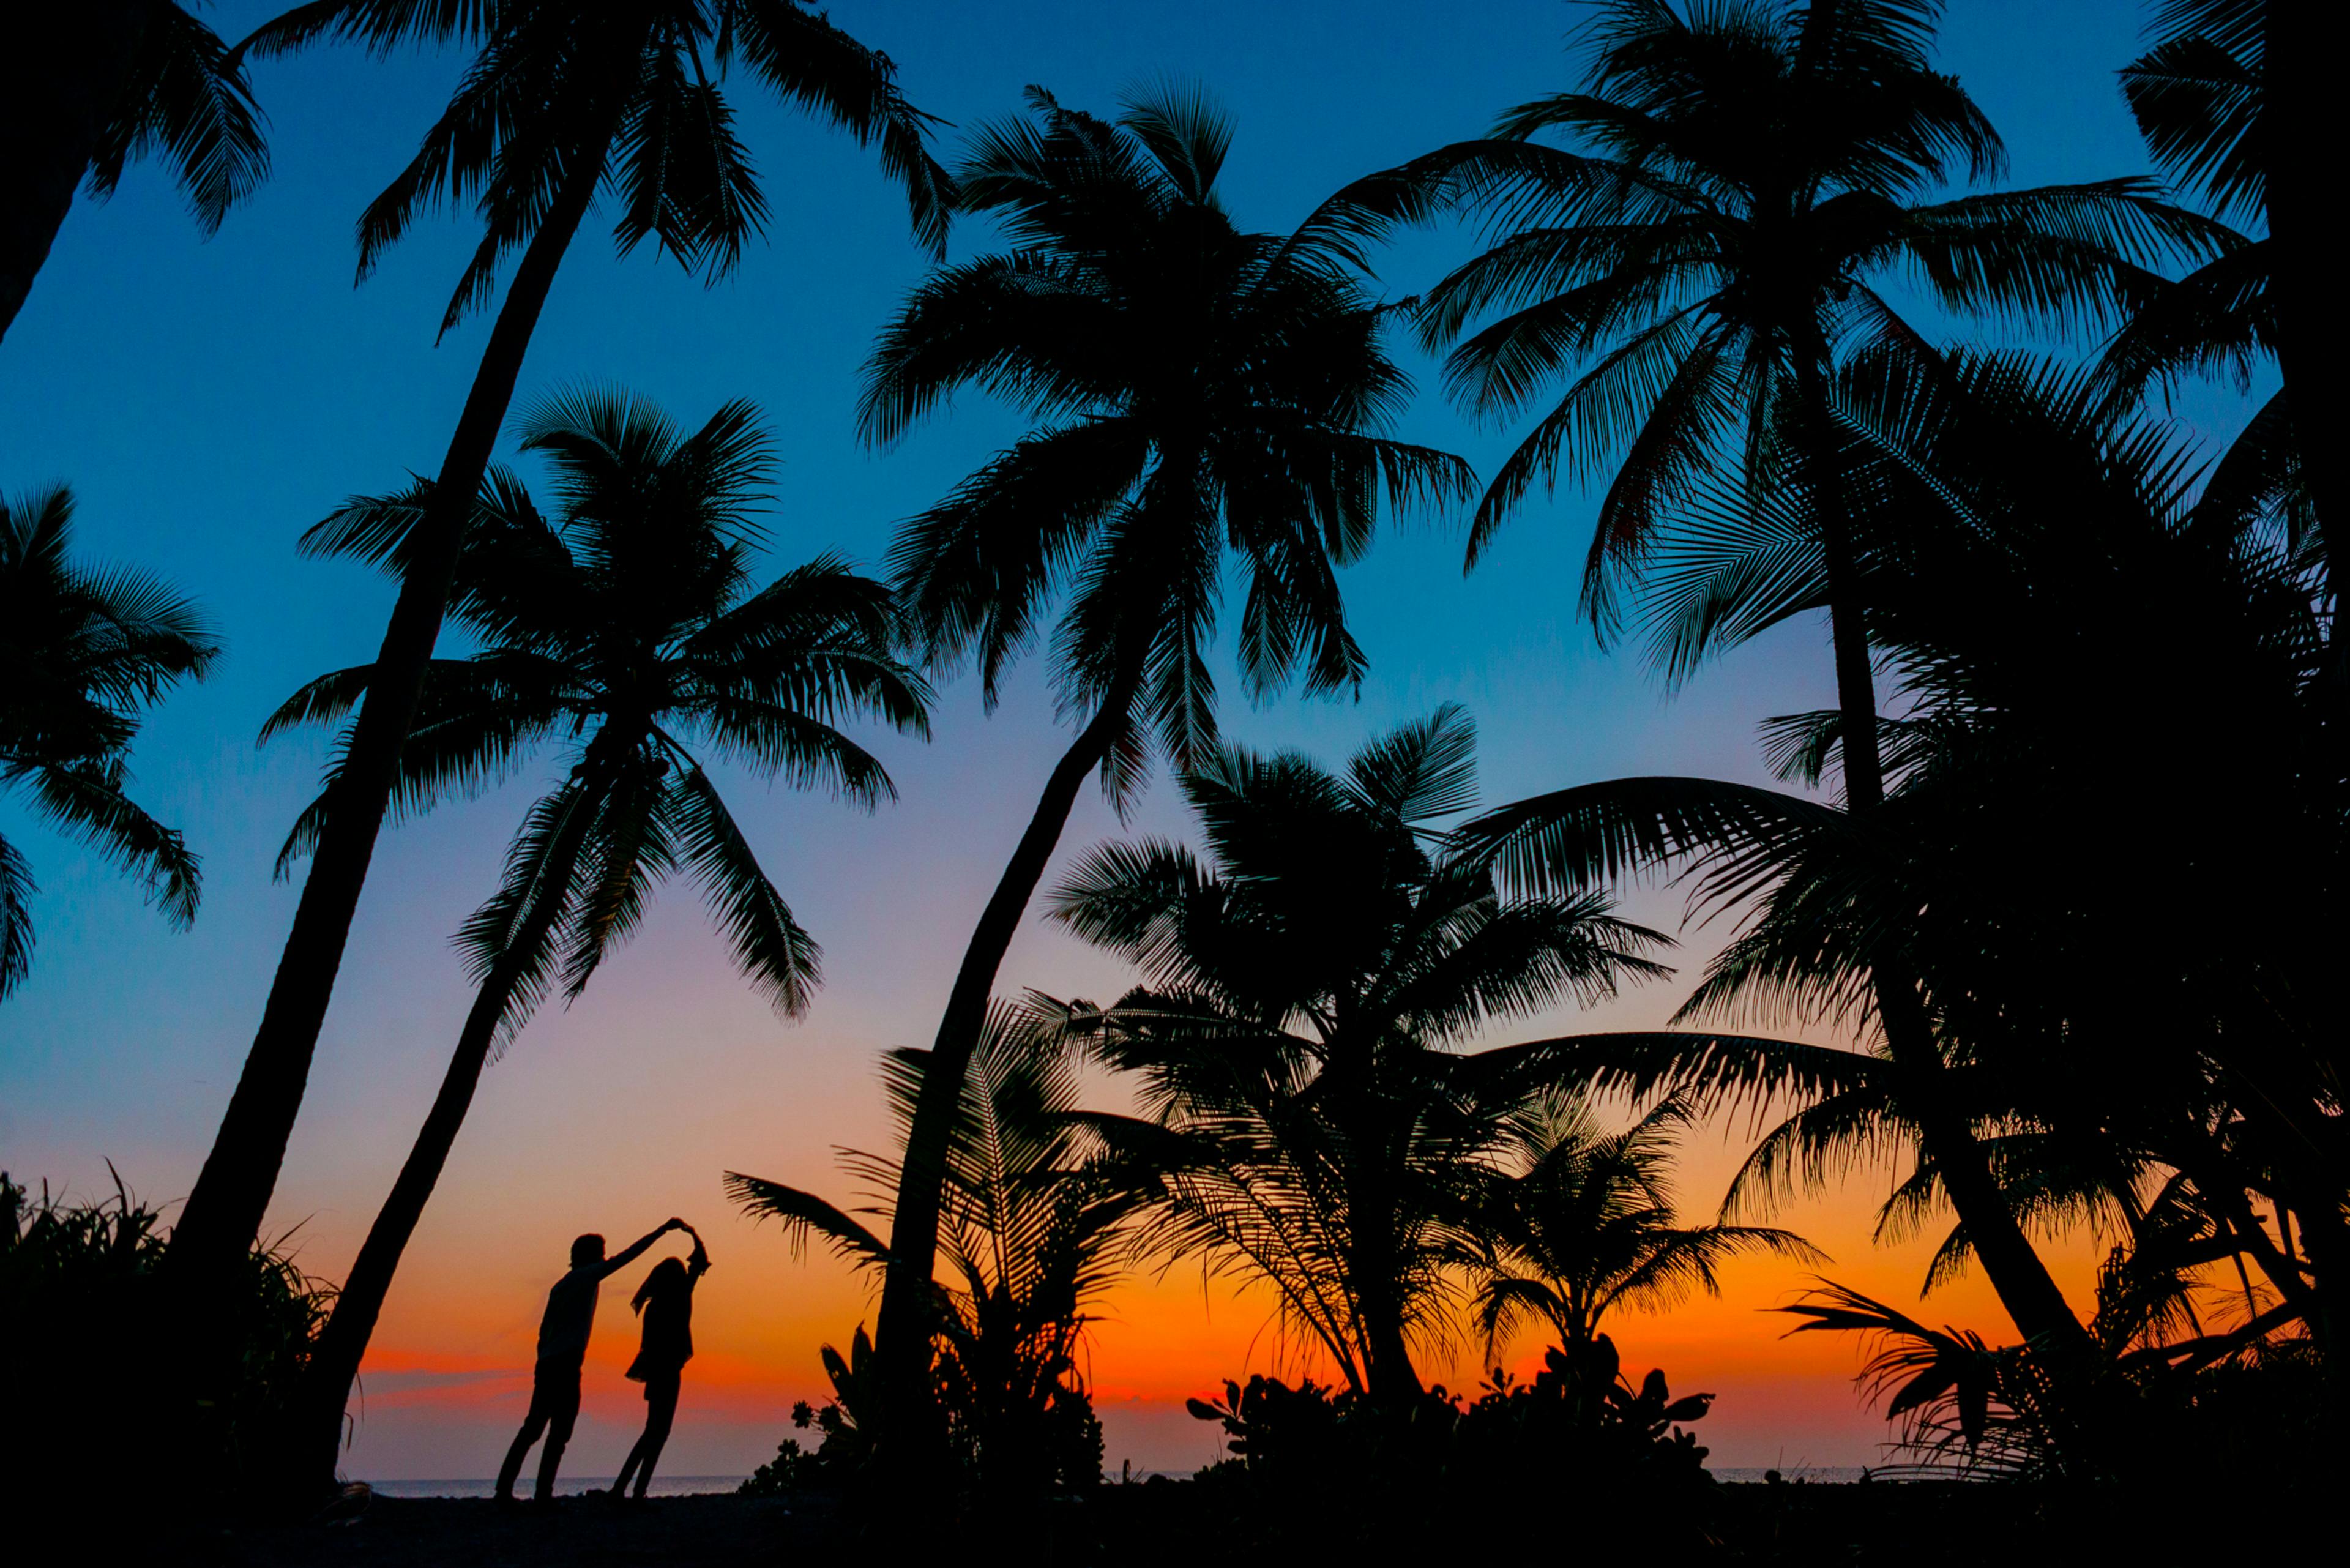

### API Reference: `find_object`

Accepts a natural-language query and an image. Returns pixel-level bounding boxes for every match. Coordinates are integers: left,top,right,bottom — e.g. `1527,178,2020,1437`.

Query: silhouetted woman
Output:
613,1226,711,1499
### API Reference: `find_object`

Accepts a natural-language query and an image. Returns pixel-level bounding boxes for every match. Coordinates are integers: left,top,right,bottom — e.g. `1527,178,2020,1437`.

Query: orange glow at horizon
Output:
330,1032,2105,1479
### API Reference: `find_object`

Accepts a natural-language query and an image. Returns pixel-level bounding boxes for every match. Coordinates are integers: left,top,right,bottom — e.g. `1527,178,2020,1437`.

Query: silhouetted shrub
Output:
744,1318,1103,1504
1182,1335,1716,1549
739,1436,820,1496
1453,1335,1715,1493
0,1170,335,1518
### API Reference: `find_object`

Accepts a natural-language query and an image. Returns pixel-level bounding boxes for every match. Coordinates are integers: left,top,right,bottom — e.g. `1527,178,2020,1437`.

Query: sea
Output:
368,1476,748,1499
1711,1466,1872,1485
369,1465,1873,1498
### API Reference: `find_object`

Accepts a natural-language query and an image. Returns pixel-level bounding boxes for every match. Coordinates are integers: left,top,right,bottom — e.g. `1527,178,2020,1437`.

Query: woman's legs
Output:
614,1377,680,1499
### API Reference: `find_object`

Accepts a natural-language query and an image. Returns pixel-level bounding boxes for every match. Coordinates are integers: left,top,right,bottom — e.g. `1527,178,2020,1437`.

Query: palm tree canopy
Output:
2091,0,2273,401
1472,1089,1822,1357
1322,0,2229,645
727,1006,1134,1474
2119,0,2266,225
1043,705,1674,1394
729,1006,1127,1315
1458,350,2339,1305
87,2,269,232
865,86,1474,797
1,483,220,996
263,389,930,1029
240,0,953,334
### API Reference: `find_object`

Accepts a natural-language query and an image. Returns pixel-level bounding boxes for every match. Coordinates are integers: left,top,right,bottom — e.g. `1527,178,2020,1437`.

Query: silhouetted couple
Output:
493,1217,711,1503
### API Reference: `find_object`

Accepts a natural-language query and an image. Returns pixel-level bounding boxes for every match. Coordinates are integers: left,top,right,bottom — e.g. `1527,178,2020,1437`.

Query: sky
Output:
0,0,2260,1480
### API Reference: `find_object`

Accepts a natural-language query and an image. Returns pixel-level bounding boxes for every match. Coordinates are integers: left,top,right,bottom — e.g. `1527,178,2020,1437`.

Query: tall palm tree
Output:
2108,0,2338,621
0,2,266,343
1460,350,2338,1387
728,1007,1132,1493
1470,1089,1820,1360
1326,0,2223,1353
1047,706,1671,1406
264,389,931,1490
857,85,1472,1432
1348,0,2220,790
168,0,952,1292
1,483,220,995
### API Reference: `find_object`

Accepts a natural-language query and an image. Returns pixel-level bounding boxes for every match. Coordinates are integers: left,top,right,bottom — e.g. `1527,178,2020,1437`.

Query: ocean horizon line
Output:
362,1465,1878,1499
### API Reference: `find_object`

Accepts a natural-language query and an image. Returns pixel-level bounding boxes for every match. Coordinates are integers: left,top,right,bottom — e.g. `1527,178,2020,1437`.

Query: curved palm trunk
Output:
873,675,1140,1454
0,2,157,343
1791,338,2091,1357
290,769,608,1493
165,138,610,1297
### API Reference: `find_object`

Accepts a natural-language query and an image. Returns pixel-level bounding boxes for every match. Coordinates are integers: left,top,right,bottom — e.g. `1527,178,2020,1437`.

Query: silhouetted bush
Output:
1181,1335,1717,1549
0,1170,335,1520
742,1318,1103,1505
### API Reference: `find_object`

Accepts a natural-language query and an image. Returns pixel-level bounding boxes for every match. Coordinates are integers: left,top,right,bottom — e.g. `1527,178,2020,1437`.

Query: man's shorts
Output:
526,1362,583,1436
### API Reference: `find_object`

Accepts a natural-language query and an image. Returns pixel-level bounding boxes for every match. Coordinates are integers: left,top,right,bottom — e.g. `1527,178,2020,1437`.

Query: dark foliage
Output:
0,1171,334,1521
1179,1334,1716,1550
731,1015,1119,1503
1,484,219,997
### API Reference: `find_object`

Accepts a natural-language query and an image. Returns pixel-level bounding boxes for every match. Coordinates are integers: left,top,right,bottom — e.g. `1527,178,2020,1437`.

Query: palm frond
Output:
725,1171,892,1271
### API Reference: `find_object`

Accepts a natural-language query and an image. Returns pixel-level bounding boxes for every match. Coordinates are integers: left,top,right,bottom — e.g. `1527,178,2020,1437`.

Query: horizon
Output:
0,0,2267,1482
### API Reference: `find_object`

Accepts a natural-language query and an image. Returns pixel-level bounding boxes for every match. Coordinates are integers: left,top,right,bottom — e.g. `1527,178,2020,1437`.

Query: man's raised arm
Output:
598,1218,683,1279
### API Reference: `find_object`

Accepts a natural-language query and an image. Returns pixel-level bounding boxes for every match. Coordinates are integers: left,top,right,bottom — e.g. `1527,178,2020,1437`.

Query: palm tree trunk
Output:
1791,337,2091,1357
1362,1313,1423,1407
165,138,610,1297
290,768,609,1493
872,673,1140,1451
0,2,158,344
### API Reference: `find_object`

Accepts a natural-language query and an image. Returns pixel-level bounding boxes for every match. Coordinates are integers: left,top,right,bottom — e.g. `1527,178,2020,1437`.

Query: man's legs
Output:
495,1388,553,1501
532,1370,582,1501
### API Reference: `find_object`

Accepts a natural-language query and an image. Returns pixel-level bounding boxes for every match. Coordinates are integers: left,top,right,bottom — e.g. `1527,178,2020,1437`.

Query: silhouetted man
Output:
494,1219,687,1503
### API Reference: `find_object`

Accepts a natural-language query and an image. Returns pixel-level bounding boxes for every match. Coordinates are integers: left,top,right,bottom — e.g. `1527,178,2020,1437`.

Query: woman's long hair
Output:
632,1256,687,1315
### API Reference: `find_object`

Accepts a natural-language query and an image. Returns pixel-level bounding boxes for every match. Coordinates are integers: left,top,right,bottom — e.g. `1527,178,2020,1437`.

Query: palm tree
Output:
1046,706,1671,1406
1327,0,2223,1353
728,1006,1131,1493
0,2,266,343
168,0,952,1292
1774,1208,2303,1485
1460,350,2338,1387
1345,0,2216,696
264,389,931,1491
857,84,1472,1431
2108,0,2338,626
1,483,219,996
1470,1089,1819,1361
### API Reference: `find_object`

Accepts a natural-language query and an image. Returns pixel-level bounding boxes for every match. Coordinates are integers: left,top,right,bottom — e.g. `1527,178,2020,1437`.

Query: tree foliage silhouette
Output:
1326,0,2225,1354
730,1007,1128,1492
169,0,952,1297
1470,1089,1820,1358
1457,352,2341,1461
0,2,266,343
2108,0,2337,618
265,389,928,1490
1,483,220,997
859,83,1471,1444
1048,706,1670,1405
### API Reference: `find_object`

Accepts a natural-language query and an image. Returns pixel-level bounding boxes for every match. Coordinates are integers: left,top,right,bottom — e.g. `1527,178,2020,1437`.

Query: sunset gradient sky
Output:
1,0,2258,1479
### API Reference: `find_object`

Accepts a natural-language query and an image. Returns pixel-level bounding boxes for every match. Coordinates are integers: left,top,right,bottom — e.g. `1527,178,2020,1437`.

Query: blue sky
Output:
0,1,2264,1477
